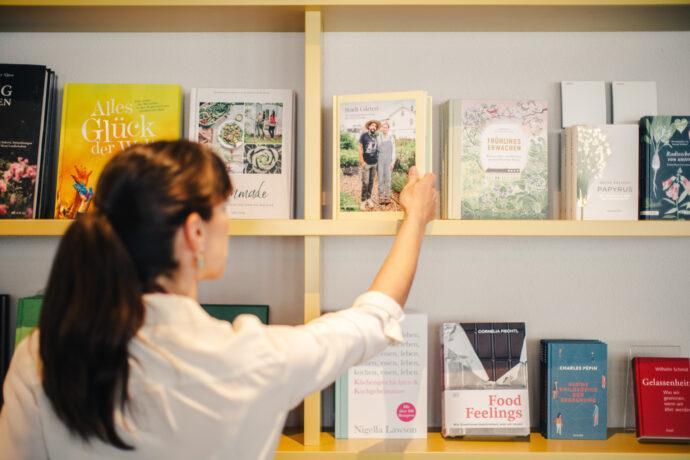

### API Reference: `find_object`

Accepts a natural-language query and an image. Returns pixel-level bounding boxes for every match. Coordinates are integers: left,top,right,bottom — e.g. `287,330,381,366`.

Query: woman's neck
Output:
155,273,198,300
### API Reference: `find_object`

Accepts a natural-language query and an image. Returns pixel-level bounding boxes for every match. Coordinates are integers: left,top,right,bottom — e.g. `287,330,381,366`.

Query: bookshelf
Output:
1,1,690,458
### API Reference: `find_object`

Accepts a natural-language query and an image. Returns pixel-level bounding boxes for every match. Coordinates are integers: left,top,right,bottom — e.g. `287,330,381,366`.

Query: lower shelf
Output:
275,432,690,459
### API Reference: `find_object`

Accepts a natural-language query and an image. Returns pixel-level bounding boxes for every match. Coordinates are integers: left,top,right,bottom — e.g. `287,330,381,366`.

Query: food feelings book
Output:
441,322,530,438
335,313,427,439
633,357,690,443
562,125,639,220
333,91,431,219
639,116,690,220
54,83,182,219
442,100,548,219
0,64,57,219
189,88,295,219
540,340,608,440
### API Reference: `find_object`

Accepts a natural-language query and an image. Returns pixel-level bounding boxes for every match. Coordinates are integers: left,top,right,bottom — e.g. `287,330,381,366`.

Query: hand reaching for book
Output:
399,166,437,227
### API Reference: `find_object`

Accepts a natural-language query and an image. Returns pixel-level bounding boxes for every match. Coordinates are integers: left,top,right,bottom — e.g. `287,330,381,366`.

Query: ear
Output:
181,212,205,253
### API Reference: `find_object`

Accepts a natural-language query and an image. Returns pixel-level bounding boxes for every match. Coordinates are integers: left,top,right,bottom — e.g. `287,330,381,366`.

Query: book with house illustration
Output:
333,91,431,219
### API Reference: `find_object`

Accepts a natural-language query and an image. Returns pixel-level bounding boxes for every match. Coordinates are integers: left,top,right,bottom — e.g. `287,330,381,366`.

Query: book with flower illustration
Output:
188,88,295,219
54,83,182,219
441,322,530,438
0,64,57,219
333,91,431,219
442,100,548,219
561,125,639,220
639,116,690,220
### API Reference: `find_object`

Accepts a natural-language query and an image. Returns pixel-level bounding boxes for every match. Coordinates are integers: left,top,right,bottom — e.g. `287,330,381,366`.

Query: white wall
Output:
2,30,690,431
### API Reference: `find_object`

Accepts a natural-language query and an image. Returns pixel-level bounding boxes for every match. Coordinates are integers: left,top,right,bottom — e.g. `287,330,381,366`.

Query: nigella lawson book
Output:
441,323,530,438
54,83,182,219
633,357,690,443
540,340,608,440
639,116,690,220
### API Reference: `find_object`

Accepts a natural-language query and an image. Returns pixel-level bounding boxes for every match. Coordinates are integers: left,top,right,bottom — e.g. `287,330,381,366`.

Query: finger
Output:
421,172,436,187
407,166,419,184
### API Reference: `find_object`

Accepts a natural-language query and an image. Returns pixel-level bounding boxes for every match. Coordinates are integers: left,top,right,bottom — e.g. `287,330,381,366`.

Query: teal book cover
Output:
639,116,690,220
540,340,607,440
201,304,269,325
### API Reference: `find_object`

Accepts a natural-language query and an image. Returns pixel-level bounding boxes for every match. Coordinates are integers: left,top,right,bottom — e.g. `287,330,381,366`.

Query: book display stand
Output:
2,1,690,458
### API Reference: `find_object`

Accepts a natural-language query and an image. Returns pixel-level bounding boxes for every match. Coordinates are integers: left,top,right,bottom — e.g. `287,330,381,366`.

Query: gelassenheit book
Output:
188,88,295,219
335,313,427,439
442,100,548,219
54,83,182,219
441,322,530,438
540,340,608,440
639,116,690,220
633,357,690,443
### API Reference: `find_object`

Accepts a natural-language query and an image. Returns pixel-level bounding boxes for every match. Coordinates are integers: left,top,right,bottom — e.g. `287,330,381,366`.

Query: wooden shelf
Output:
275,432,690,459
1,0,689,6
1,219,689,237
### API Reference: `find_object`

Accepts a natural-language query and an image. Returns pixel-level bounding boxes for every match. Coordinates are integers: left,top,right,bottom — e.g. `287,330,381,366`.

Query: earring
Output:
196,251,205,271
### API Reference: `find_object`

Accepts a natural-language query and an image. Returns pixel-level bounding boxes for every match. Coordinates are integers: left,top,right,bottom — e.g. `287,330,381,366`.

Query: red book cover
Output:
633,357,690,443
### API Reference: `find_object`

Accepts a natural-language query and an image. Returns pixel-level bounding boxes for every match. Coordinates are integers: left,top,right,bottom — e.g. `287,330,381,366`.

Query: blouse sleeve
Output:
244,291,404,410
0,336,49,460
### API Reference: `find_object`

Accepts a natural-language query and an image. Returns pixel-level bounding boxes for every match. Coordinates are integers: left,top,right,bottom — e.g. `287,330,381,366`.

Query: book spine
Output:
539,341,548,437
639,118,653,220
632,358,644,438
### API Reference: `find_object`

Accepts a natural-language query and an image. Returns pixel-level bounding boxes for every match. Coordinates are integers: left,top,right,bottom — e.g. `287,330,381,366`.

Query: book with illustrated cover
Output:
189,88,295,219
540,340,608,440
335,313,427,439
0,64,57,219
333,91,431,219
639,116,690,220
54,83,182,219
561,125,639,220
441,322,530,438
633,357,690,443
442,100,548,219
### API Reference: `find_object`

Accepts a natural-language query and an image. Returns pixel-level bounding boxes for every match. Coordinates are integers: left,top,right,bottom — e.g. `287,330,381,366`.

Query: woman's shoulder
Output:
6,331,42,388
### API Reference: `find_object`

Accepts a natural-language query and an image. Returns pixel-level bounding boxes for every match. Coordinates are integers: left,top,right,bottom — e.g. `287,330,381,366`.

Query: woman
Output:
0,140,436,459
267,110,277,139
377,120,396,205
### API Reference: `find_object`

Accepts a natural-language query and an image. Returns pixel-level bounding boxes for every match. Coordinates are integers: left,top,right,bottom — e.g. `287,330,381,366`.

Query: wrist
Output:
402,212,428,232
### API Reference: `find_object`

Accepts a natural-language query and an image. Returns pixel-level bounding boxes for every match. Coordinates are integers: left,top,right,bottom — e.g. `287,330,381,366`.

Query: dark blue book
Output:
540,340,608,440
639,116,690,220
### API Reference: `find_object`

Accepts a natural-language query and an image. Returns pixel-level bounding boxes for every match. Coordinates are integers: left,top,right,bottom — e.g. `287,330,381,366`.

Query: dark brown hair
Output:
39,140,231,449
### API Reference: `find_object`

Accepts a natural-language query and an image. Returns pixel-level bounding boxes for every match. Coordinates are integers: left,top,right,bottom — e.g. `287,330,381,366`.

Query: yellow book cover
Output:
54,83,182,219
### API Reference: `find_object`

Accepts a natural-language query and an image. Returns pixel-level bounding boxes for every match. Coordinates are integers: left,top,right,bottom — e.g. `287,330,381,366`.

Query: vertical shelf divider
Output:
303,6,323,446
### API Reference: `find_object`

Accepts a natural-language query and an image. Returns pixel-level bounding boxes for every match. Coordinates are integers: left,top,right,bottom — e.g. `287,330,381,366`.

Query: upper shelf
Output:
1,219,689,237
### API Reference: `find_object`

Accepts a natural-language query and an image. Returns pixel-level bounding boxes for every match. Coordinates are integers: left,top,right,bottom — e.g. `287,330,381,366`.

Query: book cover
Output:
0,64,51,219
15,295,42,348
36,70,58,218
446,100,548,219
639,116,690,220
564,125,639,220
333,91,430,219
633,357,690,443
188,88,295,219
612,81,657,125
540,340,608,440
200,304,269,325
54,83,182,219
441,322,530,438
561,81,607,128
336,313,427,439
0,294,8,407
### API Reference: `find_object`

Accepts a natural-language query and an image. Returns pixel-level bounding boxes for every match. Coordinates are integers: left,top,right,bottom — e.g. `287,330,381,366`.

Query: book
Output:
335,313,427,439
188,88,295,219
612,81,657,125
442,100,548,219
561,81,607,128
54,83,182,219
0,64,57,219
441,322,530,438
540,340,608,440
333,91,431,219
633,357,690,443
639,116,690,220
561,125,639,220
200,304,269,325
15,295,42,348
0,294,8,407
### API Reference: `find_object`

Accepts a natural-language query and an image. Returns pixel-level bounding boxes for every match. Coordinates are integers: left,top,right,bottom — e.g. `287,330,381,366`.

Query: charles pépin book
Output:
441,100,548,219
54,83,182,219
188,88,295,219
0,64,57,219
639,116,690,220
441,323,530,438
540,340,608,440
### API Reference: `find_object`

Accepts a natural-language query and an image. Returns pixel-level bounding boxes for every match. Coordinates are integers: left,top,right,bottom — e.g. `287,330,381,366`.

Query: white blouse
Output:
0,291,404,459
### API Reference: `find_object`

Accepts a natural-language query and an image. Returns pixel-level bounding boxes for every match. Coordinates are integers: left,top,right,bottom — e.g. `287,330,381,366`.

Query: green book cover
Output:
15,295,43,348
201,304,269,325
